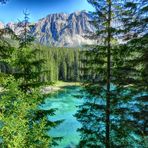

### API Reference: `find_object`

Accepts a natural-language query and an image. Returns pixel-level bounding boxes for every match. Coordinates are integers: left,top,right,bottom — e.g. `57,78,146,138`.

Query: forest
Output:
0,44,80,83
37,46,80,82
0,0,148,148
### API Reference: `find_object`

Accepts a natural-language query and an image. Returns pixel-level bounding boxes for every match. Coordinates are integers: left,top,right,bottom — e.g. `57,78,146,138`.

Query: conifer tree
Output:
76,0,118,147
76,0,147,147
0,24,18,87
13,11,45,91
0,25,17,76
120,0,148,144
0,11,62,147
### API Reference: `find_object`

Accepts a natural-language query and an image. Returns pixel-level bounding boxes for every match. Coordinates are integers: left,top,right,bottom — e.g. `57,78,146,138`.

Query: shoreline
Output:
0,81,81,94
41,81,80,94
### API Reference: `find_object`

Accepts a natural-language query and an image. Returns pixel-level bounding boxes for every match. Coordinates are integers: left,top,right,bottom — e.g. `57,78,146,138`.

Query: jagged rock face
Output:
31,11,96,47
5,11,96,47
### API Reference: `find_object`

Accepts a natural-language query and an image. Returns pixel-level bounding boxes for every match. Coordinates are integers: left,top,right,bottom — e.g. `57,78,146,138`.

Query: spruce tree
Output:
121,0,148,144
76,0,119,147
0,11,62,147
0,27,17,76
13,11,45,91
76,0,147,147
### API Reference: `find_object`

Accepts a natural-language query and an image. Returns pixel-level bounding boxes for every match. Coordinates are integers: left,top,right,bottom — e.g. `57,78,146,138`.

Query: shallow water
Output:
43,86,83,148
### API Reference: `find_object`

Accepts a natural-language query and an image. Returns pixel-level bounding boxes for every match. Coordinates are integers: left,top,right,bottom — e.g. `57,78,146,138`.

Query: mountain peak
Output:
6,11,96,47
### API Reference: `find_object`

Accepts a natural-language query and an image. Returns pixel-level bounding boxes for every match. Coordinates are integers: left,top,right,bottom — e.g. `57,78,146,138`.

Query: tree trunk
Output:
106,0,111,148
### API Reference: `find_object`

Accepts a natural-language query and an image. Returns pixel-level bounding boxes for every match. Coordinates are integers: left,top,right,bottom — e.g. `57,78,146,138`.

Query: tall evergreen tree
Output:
121,0,148,144
0,11,62,147
76,0,147,147
76,0,119,147
0,24,17,82
0,29,14,75
13,11,45,91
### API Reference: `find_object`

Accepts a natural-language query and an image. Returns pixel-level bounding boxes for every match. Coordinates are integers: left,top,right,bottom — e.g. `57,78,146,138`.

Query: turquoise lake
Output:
43,86,83,148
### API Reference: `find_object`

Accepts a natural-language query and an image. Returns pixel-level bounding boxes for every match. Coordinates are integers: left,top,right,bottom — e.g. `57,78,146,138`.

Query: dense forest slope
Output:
0,44,81,82
0,11,96,47
37,46,80,82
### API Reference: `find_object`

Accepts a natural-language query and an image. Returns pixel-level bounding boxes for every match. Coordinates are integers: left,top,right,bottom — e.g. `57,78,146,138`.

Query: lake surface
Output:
43,86,83,148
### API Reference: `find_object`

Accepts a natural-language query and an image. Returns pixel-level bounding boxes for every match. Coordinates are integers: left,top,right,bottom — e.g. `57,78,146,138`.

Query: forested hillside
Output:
0,44,81,83
37,46,80,82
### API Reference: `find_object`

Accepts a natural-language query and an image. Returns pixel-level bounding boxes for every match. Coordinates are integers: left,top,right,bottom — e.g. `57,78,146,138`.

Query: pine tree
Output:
0,11,62,147
76,0,147,147
120,0,148,145
12,11,45,92
0,27,17,76
76,0,119,147
14,11,62,146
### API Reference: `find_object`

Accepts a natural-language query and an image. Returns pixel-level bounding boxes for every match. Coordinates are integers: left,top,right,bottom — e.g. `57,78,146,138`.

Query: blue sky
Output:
0,0,94,23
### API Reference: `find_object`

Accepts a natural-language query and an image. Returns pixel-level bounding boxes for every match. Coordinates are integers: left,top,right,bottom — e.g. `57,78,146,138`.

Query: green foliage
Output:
36,45,80,83
0,12,62,147
0,77,56,148
120,0,148,144
0,28,17,75
76,0,147,147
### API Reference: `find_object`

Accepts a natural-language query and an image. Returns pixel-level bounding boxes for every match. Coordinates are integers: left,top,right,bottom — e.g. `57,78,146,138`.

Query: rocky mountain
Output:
31,11,95,47
1,11,96,47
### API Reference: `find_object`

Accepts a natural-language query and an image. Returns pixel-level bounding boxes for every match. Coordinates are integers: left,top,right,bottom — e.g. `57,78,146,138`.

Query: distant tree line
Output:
0,44,81,83
36,45,80,83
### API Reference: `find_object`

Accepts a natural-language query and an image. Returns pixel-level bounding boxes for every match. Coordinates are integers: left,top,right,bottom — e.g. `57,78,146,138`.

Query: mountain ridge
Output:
0,11,96,47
